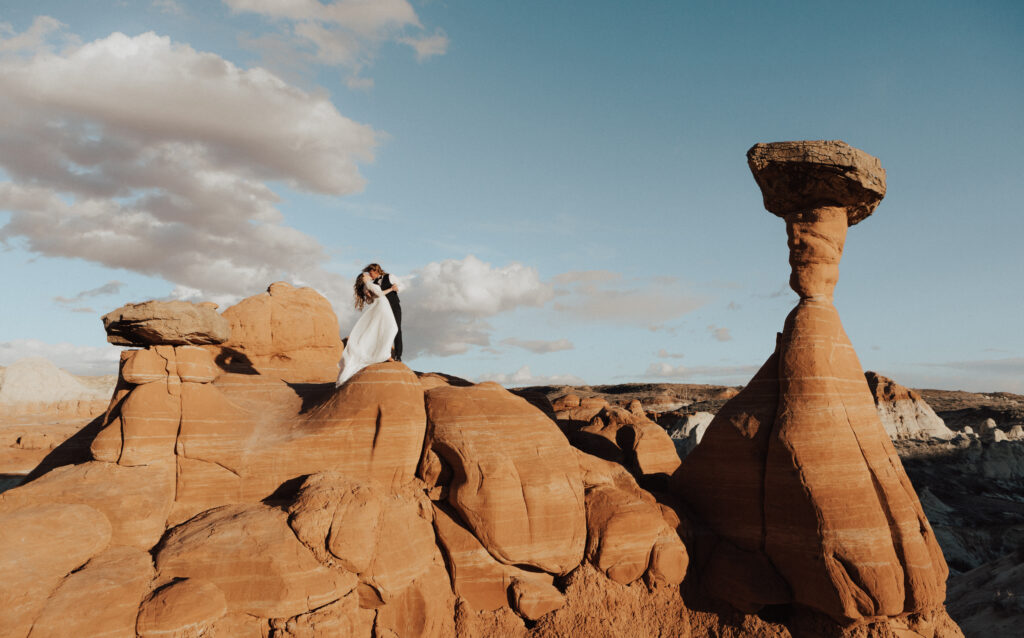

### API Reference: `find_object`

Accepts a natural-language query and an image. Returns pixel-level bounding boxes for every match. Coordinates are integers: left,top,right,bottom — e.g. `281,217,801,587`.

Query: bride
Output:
336,268,399,387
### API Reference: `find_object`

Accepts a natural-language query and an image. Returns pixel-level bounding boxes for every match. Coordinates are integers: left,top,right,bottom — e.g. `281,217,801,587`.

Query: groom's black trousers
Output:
379,274,403,361
391,303,403,361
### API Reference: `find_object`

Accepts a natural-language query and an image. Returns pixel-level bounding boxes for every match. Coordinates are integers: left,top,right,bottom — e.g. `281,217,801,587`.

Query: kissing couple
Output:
336,263,403,387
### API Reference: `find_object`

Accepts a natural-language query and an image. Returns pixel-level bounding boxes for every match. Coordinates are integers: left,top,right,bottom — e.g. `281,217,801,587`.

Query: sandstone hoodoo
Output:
675,140,957,632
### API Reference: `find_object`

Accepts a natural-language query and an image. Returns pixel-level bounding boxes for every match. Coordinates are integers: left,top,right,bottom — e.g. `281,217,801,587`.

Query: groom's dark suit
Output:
375,273,402,361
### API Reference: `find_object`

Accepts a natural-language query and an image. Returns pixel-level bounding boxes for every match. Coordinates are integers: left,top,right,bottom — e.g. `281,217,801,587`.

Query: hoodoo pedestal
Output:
676,141,954,630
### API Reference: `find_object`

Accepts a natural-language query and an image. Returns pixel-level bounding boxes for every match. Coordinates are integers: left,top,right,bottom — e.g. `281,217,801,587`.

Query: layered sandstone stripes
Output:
676,140,950,624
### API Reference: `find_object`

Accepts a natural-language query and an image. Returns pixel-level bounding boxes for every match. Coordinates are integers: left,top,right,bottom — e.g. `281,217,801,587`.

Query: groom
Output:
367,263,402,361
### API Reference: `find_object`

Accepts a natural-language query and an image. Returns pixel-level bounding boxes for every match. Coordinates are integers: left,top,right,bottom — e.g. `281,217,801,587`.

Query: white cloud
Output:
477,365,585,388
552,270,706,326
224,0,448,83
0,339,121,376
54,280,124,306
643,362,758,382
709,325,732,342
0,15,71,54
501,337,574,354
152,0,185,16
397,255,554,358
0,28,376,303
657,349,685,359
400,29,449,61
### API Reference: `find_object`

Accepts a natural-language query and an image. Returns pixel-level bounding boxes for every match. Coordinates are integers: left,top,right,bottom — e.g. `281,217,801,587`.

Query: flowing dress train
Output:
336,280,398,387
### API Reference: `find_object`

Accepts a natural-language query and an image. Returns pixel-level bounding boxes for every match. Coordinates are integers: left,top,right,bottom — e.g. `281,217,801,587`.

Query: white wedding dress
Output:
336,280,398,387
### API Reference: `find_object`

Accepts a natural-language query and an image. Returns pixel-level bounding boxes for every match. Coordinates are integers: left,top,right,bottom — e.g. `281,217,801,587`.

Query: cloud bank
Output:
477,366,585,388
399,255,553,357
0,25,376,303
225,0,448,87
552,270,706,328
501,337,574,354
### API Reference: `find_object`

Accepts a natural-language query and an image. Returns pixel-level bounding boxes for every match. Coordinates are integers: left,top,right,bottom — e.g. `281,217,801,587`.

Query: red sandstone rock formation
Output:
102,300,229,346
208,281,344,383
0,144,963,637
0,283,696,638
675,140,958,634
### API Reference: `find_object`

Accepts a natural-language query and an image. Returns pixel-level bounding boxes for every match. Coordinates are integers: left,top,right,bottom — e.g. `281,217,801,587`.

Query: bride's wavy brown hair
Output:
353,269,377,311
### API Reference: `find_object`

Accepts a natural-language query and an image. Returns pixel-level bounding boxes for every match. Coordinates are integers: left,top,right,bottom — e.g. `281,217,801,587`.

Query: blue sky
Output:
0,0,1021,391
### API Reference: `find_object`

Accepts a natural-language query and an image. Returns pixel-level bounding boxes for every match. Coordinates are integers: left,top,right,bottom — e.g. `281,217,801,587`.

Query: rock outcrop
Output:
422,382,587,574
675,141,957,633
1,282,696,638
866,371,955,440
207,281,343,383
667,411,714,457
102,300,230,346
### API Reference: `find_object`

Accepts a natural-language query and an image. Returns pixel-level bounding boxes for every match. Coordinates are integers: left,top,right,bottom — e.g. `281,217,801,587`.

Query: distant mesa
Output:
0,358,112,405
0,358,115,476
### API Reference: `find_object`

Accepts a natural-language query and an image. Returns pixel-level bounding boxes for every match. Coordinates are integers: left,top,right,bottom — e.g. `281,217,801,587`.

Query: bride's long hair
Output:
353,271,377,311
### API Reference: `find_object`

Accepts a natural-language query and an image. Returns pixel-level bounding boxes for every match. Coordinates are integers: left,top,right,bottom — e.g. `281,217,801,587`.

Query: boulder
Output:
102,300,229,346
555,396,609,425
510,578,565,620
585,484,683,585
746,139,886,225
579,406,681,480
980,418,1006,443
209,281,343,383
552,393,581,409
423,382,586,575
